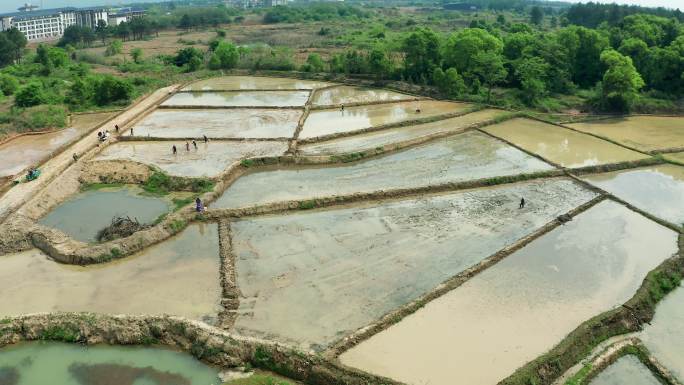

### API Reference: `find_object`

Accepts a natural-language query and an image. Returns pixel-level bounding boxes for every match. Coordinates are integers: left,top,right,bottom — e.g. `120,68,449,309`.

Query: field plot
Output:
640,285,684,382
0,224,221,323
183,76,331,91
130,109,302,139
0,342,220,385
299,100,469,139
0,112,117,178
161,91,310,107
38,186,171,242
567,116,684,152
583,164,684,225
482,118,648,167
340,201,678,385
300,109,507,155
94,140,288,178
589,355,661,385
230,178,597,349
665,151,684,164
215,131,554,208
311,85,415,106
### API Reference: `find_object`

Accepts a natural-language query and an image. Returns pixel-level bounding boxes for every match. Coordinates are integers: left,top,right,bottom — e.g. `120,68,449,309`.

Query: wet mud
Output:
568,116,684,152
162,91,310,107
312,86,414,106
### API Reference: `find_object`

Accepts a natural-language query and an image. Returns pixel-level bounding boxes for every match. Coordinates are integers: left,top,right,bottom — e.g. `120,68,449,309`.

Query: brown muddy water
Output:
299,109,508,155
568,116,684,152
299,100,470,139
583,164,684,225
589,355,661,385
0,112,117,178
0,342,220,385
182,76,331,91
161,91,310,107
229,178,597,350
340,200,678,385
0,223,221,323
482,118,648,167
214,131,555,209
640,285,684,382
38,186,171,243
130,109,302,139
94,140,288,178
311,86,414,106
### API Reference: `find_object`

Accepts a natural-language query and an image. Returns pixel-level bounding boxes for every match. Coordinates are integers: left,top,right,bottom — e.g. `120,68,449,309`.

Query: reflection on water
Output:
215,131,554,208
300,100,469,139
640,285,684,382
483,118,648,167
0,342,219,385
183,76,330,91
569,115,684,152
162,91,309,107
589,355,661,385
312,86,412,106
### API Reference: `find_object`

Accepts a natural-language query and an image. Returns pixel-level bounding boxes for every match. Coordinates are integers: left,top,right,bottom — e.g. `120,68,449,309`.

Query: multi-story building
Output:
0,6,143,41
227,0,288,9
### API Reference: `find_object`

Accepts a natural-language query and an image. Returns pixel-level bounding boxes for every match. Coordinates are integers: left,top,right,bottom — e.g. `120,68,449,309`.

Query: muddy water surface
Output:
215,131,554,208
0,112,117,178
0,224,221,322
483,118,648,167
300,109,507,155
584,164,684,225
312,86,413,106
640,285,684,381
131,109,301,139
589,355,661,385
39,186,171,242
568,116,684,152
183,76,331,91
230,178,596,349
299,101,469,139
0,342,220,385
162,91,310,107
340,200,678,385
94,140,288,178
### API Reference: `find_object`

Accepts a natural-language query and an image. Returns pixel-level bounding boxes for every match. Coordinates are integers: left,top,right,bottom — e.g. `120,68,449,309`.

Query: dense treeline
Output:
263,3,369,24
566,2,684,28
0,29,27,67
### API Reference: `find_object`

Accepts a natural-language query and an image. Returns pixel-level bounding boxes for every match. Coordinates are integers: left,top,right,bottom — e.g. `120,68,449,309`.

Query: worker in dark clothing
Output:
115,124,119,132
185,142,190,151
203,135,208,143
192,140,197,149
195,197,204,212
130,127,134,136
172,145,177,155
519,198,525,209
72,153,78,162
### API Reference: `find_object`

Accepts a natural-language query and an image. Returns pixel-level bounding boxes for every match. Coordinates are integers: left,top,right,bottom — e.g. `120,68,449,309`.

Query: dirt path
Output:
0,86,177,224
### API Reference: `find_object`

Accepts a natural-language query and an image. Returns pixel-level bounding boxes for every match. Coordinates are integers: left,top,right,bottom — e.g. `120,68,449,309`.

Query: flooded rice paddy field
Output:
161,91,310,107
93,140,288,178
215,131,555,208
483,118,648,168
0,112,117,178
0,224,221,322
182,76,331,91
340,201,678,385
567,116,684,152
38,186,171,243
299,100,470,139
311,85,414,106
588,355,661,385
640,285,684,382
230,178,597,349
0,342,220,385
130,108,302,139
299,109,507,155
583,164,684,225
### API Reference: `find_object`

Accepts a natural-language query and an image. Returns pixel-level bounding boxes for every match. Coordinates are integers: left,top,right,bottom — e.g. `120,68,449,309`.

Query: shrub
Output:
93,75,133,106
14,82,47,107
0,74,19,95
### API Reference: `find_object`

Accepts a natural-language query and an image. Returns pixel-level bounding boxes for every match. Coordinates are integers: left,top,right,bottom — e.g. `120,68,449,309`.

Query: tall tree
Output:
444,28,503,76
96,19,109,44
472,51,507,102
530,6,544,26
402,28,441,82
598,49,644,112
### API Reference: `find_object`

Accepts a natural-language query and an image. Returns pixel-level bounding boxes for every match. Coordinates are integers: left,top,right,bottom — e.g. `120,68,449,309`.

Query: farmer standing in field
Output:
519,198,525,209
172,145,177,155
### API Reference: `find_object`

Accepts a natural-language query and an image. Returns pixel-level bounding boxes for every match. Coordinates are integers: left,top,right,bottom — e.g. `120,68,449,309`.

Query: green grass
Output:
564,364,592,385
142,172,214,196
169,219,187,233
223,374,296,385
80,182,124,192
298,200,316,210
39,325,80,343
172,197,194,211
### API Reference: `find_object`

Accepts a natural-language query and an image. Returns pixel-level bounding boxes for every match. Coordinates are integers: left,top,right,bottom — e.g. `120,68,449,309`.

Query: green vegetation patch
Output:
142,171,214,196
223,374,296,385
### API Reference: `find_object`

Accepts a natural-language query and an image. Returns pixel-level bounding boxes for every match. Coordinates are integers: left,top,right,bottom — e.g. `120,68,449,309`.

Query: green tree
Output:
174,47,204,67
444,28,503,76
96,19,108,44
618,38,650,74
93,75,133,105
187,55,203,72
0,34,18,67
0,74,19,95
210,41,239,69
530,6,544,26
15,82,47,107
131,48,143,64
105,39,123,56
4,28,26,63
179,14,192,31
557,26,609,88
598,49,644,112
302,53,325,72
472,51,507,102
368,48,392,79
402,27,441,82
66,78,92,106
516,57,550,105
433,67,466,97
